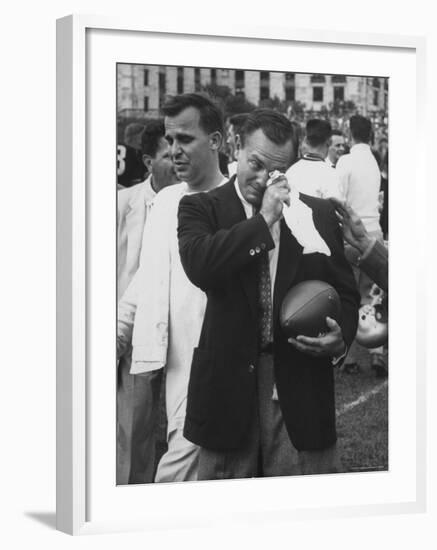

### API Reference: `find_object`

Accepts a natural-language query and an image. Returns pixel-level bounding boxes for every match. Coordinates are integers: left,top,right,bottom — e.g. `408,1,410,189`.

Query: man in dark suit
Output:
177,109,360,479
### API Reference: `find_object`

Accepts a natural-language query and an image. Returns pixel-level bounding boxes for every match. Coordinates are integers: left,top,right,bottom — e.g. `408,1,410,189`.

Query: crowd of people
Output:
116,92,389,485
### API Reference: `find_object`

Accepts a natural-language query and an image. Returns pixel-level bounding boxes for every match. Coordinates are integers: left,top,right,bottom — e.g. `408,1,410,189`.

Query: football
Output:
280,280,341,338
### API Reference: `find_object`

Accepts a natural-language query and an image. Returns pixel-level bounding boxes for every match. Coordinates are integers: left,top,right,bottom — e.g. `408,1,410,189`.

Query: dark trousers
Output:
116,350,162,484
197,352,340,480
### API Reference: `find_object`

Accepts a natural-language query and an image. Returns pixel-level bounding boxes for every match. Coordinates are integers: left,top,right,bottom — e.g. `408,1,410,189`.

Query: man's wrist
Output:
358,237,377,261
356,235,374,255
260,210,276,228
332,340,347,366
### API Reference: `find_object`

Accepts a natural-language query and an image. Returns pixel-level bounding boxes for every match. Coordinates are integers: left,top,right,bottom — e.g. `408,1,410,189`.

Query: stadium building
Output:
117,64,388,119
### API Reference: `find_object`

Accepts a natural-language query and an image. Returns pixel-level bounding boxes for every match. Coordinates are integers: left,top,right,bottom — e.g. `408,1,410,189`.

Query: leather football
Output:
280,280,341,338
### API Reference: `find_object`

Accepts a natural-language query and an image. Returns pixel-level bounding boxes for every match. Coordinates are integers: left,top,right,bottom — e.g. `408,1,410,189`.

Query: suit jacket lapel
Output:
273,218,303,322
215,177,258,319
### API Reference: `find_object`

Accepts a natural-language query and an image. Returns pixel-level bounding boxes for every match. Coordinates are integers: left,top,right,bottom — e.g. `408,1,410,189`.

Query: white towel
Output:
268,171,331,256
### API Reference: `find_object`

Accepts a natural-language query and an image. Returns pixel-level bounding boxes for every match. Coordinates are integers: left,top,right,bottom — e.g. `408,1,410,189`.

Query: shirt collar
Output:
351,143,371,153
234,177,254,219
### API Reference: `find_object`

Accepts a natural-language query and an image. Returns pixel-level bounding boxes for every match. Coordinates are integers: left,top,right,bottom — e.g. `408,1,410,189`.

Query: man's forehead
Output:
244,128,294,159
165,107,201,133
331,135,345,145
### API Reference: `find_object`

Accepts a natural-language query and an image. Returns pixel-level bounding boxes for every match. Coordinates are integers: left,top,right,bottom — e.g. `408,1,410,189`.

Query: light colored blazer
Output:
117,177,155,298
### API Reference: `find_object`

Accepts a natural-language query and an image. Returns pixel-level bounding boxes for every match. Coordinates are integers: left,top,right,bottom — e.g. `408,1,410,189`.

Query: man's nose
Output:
257,172,270,188
170,141,181,158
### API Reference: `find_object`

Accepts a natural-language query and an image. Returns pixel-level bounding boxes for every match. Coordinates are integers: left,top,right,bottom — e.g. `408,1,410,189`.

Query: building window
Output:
313,86,324,102
311,74,325,83
211,68,217,85
194,67,201,91
235,69,245,95
177,67,184,94
334,86,344,101
260,86,270,100
235,70,244,84
260,71,270,100
373,90,379,106
285,72,295,82
331,74,346,83
143,69,149,86
285,87,295,101
260,71,269,82
159,69,166,97
373,77,381,88
144,96,149,111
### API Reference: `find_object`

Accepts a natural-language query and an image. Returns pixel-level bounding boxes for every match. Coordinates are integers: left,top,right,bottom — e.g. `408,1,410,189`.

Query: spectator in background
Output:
226,113,249,177
377,137,388,165
117,119,178,484
326,129,346,168
336,115,386,377
286,119,343,199
117,122,148,188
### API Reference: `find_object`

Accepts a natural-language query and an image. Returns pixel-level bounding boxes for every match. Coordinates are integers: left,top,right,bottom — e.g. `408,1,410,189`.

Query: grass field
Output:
153,341,389,476
335,342,388,473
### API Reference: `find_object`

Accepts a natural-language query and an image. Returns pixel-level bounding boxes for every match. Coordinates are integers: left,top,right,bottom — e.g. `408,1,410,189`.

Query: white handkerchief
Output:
268,171,331,256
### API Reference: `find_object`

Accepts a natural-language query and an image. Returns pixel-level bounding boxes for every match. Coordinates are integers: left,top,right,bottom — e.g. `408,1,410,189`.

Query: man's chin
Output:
247,193,262,208
175,168,188,180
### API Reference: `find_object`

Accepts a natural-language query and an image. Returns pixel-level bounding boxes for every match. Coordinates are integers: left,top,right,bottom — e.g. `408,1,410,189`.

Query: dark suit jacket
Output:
177,177,359,452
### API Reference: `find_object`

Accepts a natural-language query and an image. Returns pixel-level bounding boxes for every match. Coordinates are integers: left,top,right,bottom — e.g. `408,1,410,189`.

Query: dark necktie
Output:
258,250,273,350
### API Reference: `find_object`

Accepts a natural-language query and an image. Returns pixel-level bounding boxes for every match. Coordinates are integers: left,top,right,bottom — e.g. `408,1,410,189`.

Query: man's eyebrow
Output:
166,131,193,140
249,152,265,164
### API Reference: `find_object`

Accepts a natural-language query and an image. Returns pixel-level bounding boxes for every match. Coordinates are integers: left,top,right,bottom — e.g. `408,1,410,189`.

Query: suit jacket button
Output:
255,246,261,253
249,249,255,256
261,243,266,250
248,364,255,373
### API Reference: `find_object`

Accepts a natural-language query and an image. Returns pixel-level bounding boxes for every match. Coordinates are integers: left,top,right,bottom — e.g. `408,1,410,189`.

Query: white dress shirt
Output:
335,143,381,233
234,178,280,300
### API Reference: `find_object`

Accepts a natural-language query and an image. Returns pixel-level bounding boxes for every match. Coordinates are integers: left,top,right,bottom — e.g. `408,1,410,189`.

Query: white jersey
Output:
286,156,343,200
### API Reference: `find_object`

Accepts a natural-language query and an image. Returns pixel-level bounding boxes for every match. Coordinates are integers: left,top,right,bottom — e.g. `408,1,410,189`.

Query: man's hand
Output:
288,317,346,358
329,197,372,254
260,174,290,227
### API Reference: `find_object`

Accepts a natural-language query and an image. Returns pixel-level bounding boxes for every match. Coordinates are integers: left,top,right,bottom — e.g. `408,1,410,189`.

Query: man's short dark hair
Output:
141,118,165,157
331,129,344,138
240,108,299,155
162,93,224,136
349,115,372,143
229,113,249,135
305,119,332,147
124,122,145,149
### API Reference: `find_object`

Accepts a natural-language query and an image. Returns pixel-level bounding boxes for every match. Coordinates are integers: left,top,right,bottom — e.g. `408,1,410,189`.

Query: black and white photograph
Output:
116,63,389,486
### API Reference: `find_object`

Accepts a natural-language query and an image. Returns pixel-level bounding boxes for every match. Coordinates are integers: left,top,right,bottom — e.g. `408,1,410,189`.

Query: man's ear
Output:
142,154,153,172
209,131,223,151
235,134,242,159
